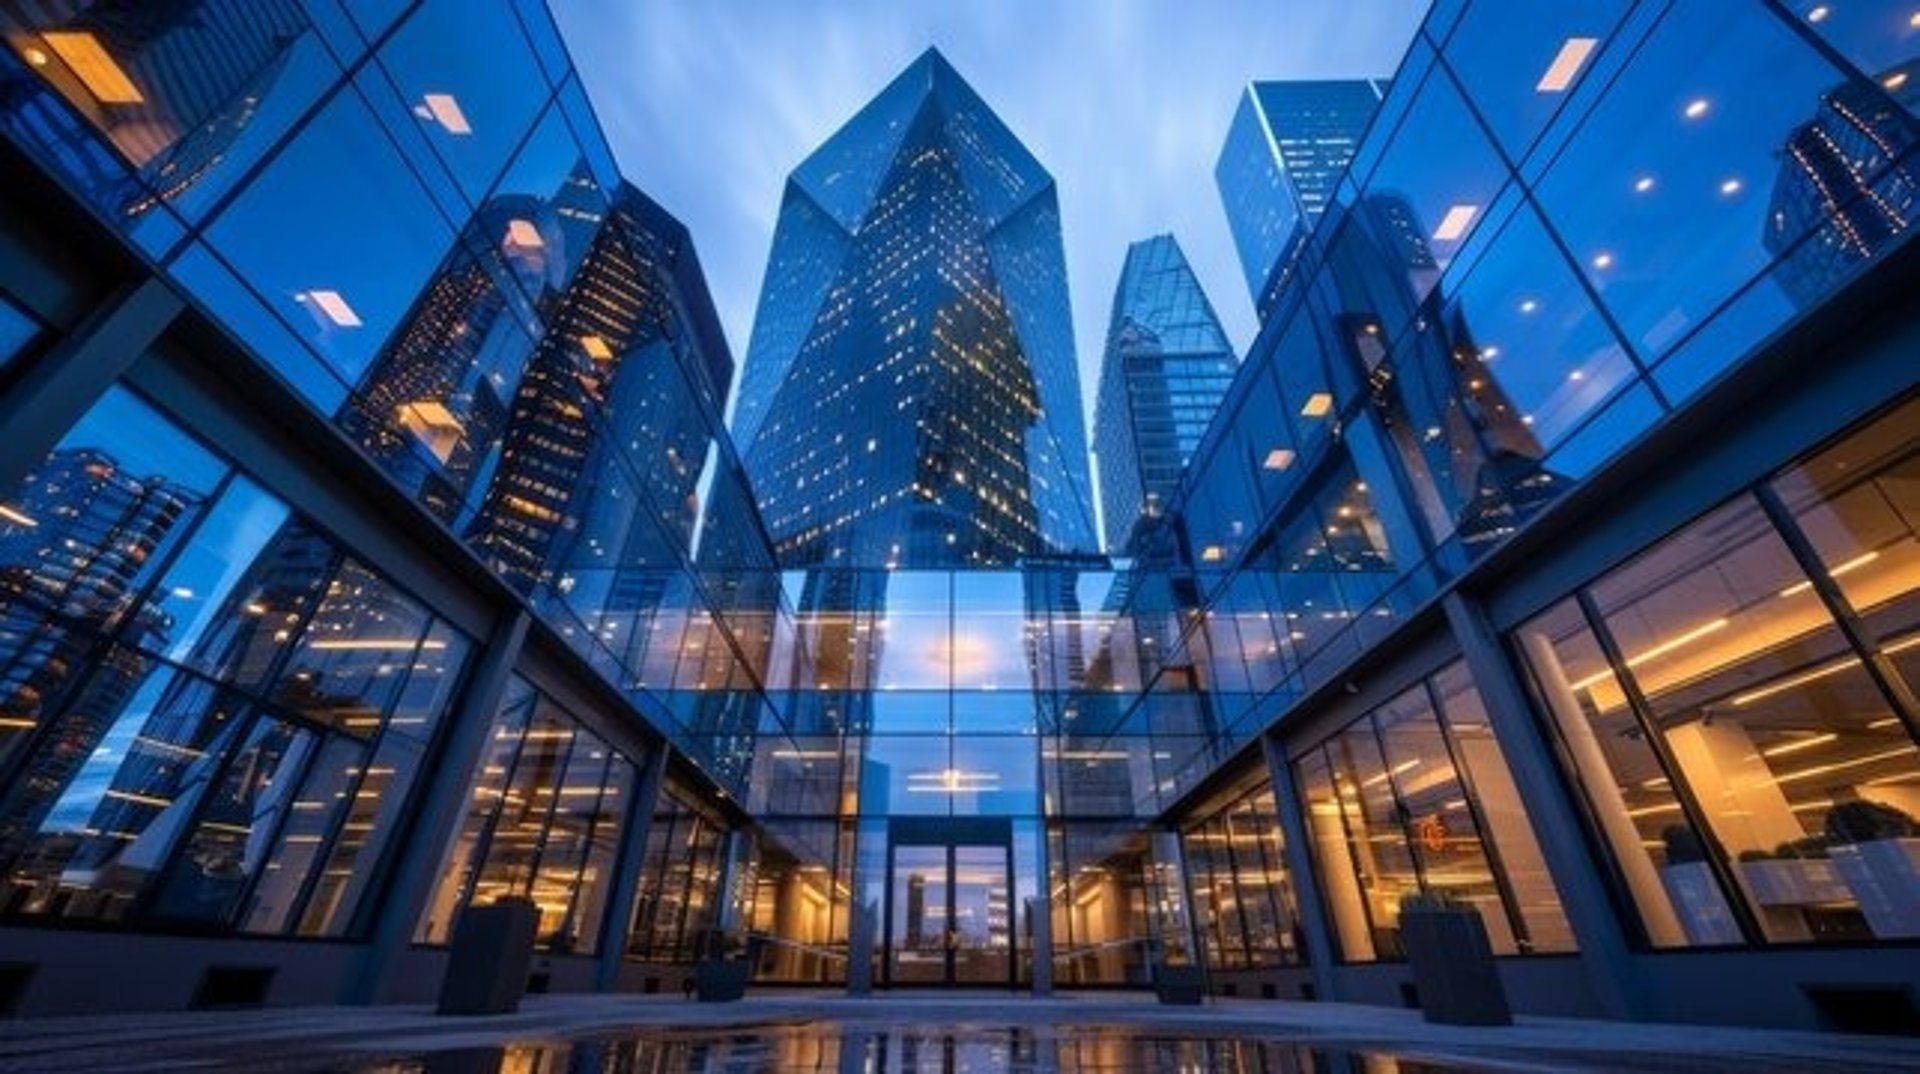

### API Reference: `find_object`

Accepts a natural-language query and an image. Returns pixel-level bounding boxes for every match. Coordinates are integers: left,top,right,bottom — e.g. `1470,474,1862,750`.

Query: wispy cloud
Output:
553,0,1428,427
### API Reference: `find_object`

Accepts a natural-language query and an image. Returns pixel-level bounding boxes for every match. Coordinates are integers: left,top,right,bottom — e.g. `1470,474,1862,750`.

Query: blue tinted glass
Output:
203,86,454,396
1440,0,1632,165
0,297,38,370
1789,0,1920,105
1534,5,1886,369
374,0,553,205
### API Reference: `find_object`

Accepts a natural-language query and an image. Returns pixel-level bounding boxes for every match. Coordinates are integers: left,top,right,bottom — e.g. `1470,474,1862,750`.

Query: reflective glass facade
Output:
0,0,1914,1031
1093,235,1237,554
731,48,1098,569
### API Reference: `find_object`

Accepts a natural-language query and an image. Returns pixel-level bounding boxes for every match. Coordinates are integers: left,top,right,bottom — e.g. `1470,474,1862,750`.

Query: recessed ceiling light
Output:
1300,392,1334,418
41,31,143,104
1807,5,1829,22
1263,448,1296,471
1633,175,1656,193
1480,346,1501,360
1591,252,1614,269
298,290,362,328
1683,98,1710,120
1536,37,1599,93
1887,72,1910,91
1433,203,1479,241
420,93,472,135
1720,177,1744,196
1519,298,1539,314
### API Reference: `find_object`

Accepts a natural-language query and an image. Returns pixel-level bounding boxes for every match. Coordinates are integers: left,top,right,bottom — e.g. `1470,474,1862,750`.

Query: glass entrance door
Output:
885,838,1015,986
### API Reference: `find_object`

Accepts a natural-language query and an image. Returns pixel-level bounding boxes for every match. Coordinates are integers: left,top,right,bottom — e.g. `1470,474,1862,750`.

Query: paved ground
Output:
3,991,1920,1072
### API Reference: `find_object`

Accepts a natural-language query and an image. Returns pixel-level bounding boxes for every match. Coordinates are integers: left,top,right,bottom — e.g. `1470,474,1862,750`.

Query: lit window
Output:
418,93,472,135
1300,392,1334,418
40,31,143,104
1535,37,1599,93
1432,204,1479,241
297,290,362,328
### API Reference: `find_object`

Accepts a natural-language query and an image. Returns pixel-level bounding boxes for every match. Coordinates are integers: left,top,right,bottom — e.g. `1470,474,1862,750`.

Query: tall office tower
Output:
1764,60,1919,308
1092,235,1237,554
1216,79,1387,320
732,48,1097,568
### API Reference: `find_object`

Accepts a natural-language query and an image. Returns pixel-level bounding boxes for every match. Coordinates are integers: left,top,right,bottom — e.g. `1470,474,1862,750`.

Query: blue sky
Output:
554,0,1429,427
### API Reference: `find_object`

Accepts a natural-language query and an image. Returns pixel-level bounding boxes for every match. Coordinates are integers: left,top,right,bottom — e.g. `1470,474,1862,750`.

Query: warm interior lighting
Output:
1777,745,1918,786
1778,550,1878,597
1719,177,1743,196
41,32,144,104
1432,203,1479,241
906,768,1000,792
1591,252,1614,269
421,93,472,134
1300,392,1334,418
580,334,614,361
1536,37,1599,92
1200,545,1226,563
309,638,451,651
1519,298,1539,314
504,218,545,250
1569,617,1729,691
299,290,362,328
1886,72,1910,91
396,400,466,464
1263,448,1296,471
1732,656,1858,707
1807,4,1830,21
1634,175,1656,193
0,505,38,528
1761,732,1839,758
1684,98,1710,120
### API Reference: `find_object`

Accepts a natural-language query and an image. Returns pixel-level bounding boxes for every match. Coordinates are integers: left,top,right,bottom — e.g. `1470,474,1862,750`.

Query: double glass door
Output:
886,839,1013,986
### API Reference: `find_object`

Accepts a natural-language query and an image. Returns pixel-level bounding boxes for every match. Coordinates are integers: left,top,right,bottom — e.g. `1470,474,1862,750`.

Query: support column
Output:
1442,591,1644,1020
1262,731,1340,1003
1027,818,1053,995
593,743,669,991
345,609,531,1005
0,276,182,493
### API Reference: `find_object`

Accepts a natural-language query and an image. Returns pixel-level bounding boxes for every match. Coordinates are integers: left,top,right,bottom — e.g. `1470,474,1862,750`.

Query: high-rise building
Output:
1093,235,1237,554
1215,79,1386,320
732,48,1097,568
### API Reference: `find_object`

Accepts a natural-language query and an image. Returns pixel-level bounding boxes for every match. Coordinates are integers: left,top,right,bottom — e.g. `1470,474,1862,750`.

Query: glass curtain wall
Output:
1180,776,1307,973
1293,661,1573,960
1517,394,1920,947
0,386,472,936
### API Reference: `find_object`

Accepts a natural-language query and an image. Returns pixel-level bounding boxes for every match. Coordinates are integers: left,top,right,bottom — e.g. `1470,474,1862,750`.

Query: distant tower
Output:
1093,236,1237,554
732,48,1097,568
1216,79,1387,320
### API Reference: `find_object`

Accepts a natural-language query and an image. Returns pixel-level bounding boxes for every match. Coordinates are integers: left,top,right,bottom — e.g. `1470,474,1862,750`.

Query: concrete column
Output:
344,609,531,1004
1442,591,1645,1020
0,276,183,494
593,744,669,991
1262,732,1340,1003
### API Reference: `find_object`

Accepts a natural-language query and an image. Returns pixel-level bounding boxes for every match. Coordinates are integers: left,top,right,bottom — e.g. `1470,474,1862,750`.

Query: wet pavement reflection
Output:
361,1021,1472,1074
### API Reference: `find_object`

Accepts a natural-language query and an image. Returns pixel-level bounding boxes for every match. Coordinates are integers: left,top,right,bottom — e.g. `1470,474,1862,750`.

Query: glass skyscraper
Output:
732,48,1097,569
0,0,1915,1039
1093,235,1237,554
1216,79,1387,320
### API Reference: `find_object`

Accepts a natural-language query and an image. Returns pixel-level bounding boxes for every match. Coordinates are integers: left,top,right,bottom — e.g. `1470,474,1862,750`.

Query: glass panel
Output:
1591,496,1920,943
417,677,533,943
1295,748,1377,960
0,295,38,371
1516,597,1742,947
1790,0,1920,104
1440,0,1633,163
238,734,363,933
889,845,946,984
951,844,1011,983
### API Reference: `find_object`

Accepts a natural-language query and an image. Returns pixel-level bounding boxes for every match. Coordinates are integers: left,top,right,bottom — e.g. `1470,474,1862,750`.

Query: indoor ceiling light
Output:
298,289,362,328
1536,37,1599,93
1807,4,1829,21
41,31,143,104
421,92,472,135
1300,391,1334,417
1433,203,1479,241
580,334,614,360
1263,448,1296,471
1684,98,1710,120
1634,175,1656,193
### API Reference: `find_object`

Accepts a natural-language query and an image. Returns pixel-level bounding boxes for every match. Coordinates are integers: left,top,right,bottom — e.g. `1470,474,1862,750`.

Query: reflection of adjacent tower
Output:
3,1,312,211
1764,61,1919,309
1216,79,1387,320
466,183,728,595
338,194,550,526
0,449,189,861
905,869,928,948
733,48,1097,568
1093,236,1237,554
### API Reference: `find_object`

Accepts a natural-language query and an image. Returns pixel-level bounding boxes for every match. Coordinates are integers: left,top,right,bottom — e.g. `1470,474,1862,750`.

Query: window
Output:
1518,403,1920,946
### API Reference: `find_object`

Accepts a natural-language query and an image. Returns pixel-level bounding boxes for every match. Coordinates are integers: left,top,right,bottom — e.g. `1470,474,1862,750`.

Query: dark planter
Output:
1153,963,1207,1006
437,898,539,1015
1400,908,1511,1026
693,958,752,1002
